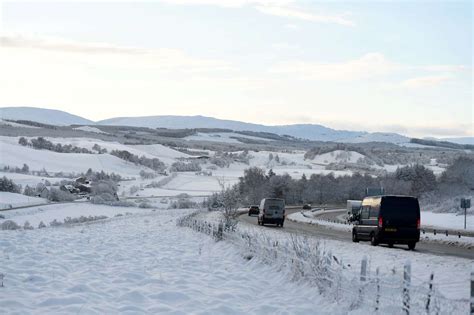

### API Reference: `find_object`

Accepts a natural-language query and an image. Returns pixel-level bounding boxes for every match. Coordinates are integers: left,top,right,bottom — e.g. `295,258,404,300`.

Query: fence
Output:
177,211,468,314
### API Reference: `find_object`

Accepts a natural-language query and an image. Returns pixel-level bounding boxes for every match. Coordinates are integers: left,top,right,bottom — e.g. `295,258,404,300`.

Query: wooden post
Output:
375,267,380,311
471,267,474,315
217,222,223,241
358,256,367,304
403,262,411,315
425,273,434,313
360,256,367,282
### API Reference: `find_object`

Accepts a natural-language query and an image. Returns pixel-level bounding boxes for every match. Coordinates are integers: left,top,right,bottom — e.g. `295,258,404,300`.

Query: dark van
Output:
351,195,420,250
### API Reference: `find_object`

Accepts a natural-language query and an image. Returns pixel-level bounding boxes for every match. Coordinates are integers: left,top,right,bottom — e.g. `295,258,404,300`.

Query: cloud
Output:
255,5,355,26
0,33,234,73
401,75,452,89
157,0,354,26
159,0,293,8
269,53,396,80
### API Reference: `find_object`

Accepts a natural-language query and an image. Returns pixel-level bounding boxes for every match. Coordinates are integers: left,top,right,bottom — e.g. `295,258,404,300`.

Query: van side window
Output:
369,205,379,218
361,206,370,219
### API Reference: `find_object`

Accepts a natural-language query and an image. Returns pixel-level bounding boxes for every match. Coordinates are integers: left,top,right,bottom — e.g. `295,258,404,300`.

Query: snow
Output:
0,209,339,314
73,126,108,134
0,137,146,176
0,192,47,210
341,132,409,144
239,214,470,299
0,203,150,227
0,172,68,187
0,107,93,126
184,132,274,144
421,211,474,231
0,119,39,129
310,150,367,165
287,211,474,247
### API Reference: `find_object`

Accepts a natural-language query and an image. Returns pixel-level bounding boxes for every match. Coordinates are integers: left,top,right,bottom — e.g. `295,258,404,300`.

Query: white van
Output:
258,198,285,227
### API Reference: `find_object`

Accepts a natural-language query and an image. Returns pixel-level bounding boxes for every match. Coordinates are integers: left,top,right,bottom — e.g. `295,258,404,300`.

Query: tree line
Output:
209,156,474,208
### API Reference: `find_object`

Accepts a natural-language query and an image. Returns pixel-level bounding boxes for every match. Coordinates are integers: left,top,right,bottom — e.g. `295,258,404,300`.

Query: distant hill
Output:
0,107,93,126
1,107,469,146
98,115,367,142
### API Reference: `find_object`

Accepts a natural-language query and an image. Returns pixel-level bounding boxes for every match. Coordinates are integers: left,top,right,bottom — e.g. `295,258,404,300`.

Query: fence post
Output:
403,262,411,315
360,256,367,282
217,222,223,241
358,256,367,304
426,273,434,313
471,267,474,315
375,267,380,312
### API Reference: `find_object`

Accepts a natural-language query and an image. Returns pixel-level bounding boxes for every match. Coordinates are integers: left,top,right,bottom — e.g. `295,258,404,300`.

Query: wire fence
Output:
177,211,468,314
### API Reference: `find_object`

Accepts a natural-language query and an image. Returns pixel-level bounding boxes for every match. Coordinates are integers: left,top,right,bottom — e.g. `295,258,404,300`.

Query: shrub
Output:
0,176,21,193
48,188,76,202
23,221,34,230
138,202,153,209
1,220,20,230
170,161,202,172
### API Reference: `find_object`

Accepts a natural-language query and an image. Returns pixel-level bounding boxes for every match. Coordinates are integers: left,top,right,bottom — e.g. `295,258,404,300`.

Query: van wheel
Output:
408,242,416,250
370,234,378,246
352,230,359,243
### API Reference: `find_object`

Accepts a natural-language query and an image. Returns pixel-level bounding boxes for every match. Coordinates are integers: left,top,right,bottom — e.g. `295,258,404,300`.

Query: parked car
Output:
302,204,312,210
248,205,259,216
258,198,285,227
351,195,420,250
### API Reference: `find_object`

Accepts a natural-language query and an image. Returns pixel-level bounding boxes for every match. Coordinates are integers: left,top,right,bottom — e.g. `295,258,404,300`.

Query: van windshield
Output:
382,197,419,226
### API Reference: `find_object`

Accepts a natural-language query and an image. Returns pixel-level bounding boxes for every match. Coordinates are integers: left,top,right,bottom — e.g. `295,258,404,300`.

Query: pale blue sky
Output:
0,0,472,137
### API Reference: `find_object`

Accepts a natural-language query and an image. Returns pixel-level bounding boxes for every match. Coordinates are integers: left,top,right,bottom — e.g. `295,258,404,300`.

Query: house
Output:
60,184,79,194
37,187,50,199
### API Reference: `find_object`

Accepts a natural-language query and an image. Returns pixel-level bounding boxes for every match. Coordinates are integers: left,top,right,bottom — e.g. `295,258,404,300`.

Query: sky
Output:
0,0,472,138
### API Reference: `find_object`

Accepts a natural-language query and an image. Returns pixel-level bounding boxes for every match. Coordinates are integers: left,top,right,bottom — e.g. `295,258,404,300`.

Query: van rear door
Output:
264,199,285,219
381,197,419,228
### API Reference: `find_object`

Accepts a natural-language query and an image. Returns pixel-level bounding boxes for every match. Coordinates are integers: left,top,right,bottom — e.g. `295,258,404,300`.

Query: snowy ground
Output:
0,203,151,227
422,211,474,231
0,209,342,314
203,212,470,302
0,192,47,210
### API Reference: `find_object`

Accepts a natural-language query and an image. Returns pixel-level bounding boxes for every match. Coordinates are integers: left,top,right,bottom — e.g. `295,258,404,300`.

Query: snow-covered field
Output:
0,203,151,227
422,211,474,231
0,192,48,210
0,209,340,314
184,132,274,144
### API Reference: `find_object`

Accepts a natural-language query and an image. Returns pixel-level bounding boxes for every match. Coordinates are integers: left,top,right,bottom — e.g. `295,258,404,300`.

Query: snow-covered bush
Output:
0,176,21,193
23,221,33,230
170,161,202,172
38,221,46,229
63,215,108,224
169,198,198,209
48,188,76,202
138,202,153,209
139,170,156,179
129,185,140,195
1,220,20,230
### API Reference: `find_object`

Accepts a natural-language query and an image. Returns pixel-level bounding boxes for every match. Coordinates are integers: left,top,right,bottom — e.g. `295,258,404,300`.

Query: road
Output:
239,208,474,260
